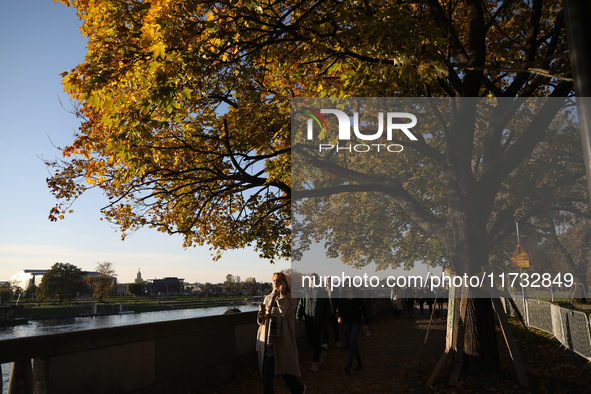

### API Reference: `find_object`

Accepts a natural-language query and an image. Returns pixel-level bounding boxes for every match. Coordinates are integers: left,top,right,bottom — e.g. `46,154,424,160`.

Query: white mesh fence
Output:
526,300,553,334
551,303,567,346
502,298,591,361
568,310,591,359
508,296,528,324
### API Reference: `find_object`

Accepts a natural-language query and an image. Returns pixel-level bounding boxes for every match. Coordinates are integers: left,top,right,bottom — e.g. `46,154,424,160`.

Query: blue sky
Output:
0,0,289,284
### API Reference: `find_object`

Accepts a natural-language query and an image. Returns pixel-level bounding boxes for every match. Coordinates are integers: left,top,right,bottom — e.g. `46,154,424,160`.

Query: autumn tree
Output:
46,0,588,376
523,216,591,297
26,284,37,299
37,263,87,303
244,277,256,288
248,286,258,296
0,285,13,305
202,282,212,296
243,277,257,295
559,223,591,284
224,273,234,292
127,282,144,297
85,262,117,302
9,280,23,296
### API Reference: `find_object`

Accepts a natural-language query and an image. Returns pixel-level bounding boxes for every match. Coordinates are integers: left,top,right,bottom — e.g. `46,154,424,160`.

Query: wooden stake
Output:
426,284,456,387
488,283,528,386
449,294,468,385
425,349,452,388
492,297,529,386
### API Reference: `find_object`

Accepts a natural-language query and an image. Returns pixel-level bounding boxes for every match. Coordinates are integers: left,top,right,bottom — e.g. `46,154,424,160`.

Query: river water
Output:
1,305,258,392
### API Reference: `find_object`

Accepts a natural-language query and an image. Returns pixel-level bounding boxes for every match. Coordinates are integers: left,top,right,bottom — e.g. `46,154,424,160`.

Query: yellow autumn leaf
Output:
149,42,166,59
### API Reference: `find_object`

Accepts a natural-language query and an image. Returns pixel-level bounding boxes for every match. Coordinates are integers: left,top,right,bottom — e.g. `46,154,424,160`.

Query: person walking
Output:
257,272,306,394
424,285,435,315
416,287,425,315
296,273,331,372
323,284,341,349
390,287,402,319
336,286,370,375
404,285,415,318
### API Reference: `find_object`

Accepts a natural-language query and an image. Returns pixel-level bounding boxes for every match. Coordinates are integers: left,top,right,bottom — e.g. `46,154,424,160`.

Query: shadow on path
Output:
201,307,591,393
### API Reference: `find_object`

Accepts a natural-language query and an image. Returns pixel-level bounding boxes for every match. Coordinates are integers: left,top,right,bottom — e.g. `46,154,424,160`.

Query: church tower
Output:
135,268,143,283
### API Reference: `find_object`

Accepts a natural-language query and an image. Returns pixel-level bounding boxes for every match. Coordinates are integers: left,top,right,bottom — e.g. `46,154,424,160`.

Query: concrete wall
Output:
1,299,390,393
1,311,306,394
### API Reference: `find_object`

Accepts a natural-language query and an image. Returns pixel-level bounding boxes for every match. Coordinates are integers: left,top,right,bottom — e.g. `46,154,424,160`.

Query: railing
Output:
504,298,591,366
1,311,262,394
0,298,392,393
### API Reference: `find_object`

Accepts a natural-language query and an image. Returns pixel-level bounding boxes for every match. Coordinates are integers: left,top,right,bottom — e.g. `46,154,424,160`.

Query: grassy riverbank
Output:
12,296,257,320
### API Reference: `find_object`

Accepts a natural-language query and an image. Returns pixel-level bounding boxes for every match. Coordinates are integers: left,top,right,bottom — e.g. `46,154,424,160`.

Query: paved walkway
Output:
202,307,591,393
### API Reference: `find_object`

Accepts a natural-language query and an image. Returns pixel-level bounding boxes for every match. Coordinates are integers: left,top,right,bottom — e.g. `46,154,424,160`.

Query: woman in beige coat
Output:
257,272,306,394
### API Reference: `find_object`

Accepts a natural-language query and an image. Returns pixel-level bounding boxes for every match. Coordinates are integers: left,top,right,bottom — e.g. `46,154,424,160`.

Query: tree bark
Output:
446,213,502,374
463,297,501,374
444,97,502,373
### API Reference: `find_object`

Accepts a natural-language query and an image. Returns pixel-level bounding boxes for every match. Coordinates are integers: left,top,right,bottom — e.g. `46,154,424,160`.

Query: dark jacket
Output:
296,287,331,322
336,297,370,325
403,287,415,299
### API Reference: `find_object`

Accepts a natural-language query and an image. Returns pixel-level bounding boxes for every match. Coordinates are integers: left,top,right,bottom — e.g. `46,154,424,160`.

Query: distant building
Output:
135,268,143,283
11,269,110,297
146,277,184,295
114,283,128,296
10,270,47,292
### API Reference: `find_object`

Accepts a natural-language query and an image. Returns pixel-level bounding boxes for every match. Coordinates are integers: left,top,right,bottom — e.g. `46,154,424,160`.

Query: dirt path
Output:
202,308,591,393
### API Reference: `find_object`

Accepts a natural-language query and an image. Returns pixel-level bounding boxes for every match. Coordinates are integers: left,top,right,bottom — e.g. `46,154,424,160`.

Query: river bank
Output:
7,296,256,320
1,304,261,394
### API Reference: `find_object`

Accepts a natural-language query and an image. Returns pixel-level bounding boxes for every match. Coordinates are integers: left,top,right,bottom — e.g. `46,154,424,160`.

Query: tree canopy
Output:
292,97,586,276
46,0,450,262
127,282,144,297
225,273,235,292
37,263,87,303
47,0,584,266
85,262,117,302
523,216,591,287
0,285,13,305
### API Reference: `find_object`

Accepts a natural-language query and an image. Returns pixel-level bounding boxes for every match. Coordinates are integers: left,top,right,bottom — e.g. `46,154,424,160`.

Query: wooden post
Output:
488,282,529,386
491,297,529,386
426,283,455,387
449,293,468,385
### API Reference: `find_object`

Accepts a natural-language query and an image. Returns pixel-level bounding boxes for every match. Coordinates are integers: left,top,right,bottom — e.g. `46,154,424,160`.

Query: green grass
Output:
507,316,561,347
12,295,256,320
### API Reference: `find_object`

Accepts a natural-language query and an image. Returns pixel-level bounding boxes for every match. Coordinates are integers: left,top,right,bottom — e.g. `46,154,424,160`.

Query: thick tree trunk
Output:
445,209,501,374
447,246,502,374
463,297,501,374
444,142,502,374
